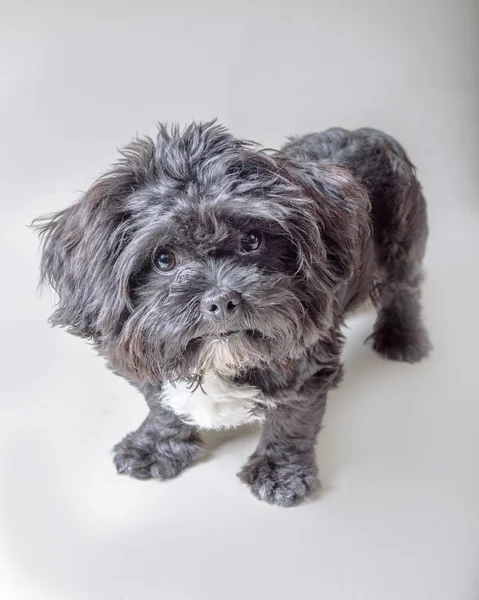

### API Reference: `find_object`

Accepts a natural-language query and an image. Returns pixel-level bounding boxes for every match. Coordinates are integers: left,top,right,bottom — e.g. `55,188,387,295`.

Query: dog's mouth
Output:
186,329,267,350
210,328,261,340
214,330,241,339
196,329,265,342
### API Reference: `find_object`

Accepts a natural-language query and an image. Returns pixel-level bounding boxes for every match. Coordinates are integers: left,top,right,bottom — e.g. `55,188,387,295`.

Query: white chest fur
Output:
162,372,266,430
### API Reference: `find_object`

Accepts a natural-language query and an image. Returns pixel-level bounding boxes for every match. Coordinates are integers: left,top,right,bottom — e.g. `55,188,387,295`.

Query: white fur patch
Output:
162,371,267,430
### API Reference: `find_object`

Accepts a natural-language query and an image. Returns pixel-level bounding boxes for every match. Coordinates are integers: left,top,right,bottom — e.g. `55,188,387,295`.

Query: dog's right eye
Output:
154,249,177,272
240,230,263,253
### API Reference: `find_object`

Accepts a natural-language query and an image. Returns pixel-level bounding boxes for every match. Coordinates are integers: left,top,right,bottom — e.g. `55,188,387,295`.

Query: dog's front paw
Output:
238,450,318,507
113,432,204,481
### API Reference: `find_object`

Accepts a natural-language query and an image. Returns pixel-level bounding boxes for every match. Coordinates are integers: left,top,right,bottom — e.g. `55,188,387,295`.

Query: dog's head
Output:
36,121,369,383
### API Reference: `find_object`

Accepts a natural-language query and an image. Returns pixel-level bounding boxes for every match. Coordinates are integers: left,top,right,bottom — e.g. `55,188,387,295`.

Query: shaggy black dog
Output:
36,122,430,506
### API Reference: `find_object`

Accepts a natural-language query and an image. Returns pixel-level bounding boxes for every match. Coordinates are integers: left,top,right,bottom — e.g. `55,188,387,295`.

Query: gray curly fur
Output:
35,120,431,507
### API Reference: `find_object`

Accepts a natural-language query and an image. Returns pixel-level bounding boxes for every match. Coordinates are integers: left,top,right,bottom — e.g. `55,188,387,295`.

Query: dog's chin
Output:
193,329,271,377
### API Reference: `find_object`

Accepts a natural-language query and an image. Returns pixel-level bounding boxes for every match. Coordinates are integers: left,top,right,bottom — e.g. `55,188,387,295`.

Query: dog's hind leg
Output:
369,182,431,364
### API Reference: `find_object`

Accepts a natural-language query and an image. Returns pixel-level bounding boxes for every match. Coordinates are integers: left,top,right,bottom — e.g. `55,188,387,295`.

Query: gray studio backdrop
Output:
2,0,478,222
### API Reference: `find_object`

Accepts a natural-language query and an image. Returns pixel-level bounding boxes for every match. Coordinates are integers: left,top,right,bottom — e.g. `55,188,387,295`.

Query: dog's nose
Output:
202,289,242,319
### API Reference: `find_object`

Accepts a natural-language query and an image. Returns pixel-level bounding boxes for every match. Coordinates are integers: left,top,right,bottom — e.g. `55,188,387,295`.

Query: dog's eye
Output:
241,231,262,253
154,249,177,272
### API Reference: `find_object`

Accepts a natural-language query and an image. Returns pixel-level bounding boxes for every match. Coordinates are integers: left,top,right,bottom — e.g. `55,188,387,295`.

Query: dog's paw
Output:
113,432,204,481
238,451,318,507
371,310,431,364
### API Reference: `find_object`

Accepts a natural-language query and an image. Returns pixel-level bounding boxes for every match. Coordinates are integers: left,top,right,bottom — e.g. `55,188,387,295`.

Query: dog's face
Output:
36,122,368,383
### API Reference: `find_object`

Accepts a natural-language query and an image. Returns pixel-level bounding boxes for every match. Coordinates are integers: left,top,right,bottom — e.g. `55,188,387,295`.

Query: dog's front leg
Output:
238,367,340,507
113,385,204,481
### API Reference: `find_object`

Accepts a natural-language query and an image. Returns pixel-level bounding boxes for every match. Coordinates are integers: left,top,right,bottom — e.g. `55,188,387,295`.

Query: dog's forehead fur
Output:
119,121,312,257
129,120,287,199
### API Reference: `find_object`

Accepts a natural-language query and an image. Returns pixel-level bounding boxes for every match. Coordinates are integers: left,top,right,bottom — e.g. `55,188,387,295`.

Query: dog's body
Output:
37,122,430,506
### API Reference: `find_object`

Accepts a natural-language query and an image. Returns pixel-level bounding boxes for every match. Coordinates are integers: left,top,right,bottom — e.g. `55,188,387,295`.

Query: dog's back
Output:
281,126,412,176
282,127,420,221
282,126,428,276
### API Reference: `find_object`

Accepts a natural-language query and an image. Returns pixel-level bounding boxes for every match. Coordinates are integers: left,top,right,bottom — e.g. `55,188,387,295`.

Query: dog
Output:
36,121,431,506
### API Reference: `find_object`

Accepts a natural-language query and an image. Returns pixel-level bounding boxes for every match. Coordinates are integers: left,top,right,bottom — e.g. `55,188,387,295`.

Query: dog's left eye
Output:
240,231,263,253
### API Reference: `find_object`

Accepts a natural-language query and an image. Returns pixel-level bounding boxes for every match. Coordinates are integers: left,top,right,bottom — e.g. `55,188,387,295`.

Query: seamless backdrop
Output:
1,1,478,599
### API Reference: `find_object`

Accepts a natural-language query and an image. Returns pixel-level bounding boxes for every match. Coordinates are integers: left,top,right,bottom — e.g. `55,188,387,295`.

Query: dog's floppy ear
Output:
284,160,371,282
35,136,157,339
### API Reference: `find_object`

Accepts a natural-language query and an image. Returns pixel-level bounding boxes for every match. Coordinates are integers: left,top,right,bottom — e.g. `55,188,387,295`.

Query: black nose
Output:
202,289,242,318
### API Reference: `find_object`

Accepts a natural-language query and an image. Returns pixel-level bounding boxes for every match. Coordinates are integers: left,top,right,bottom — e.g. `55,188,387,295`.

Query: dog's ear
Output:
34,136,157,339
283,160,371,282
